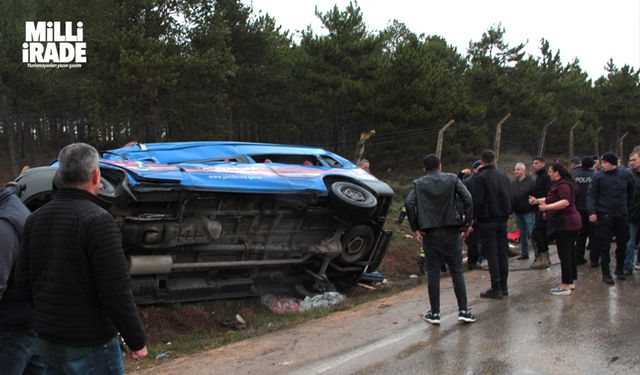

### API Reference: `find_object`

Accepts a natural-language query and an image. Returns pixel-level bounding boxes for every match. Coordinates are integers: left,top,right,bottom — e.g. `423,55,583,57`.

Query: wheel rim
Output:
346,236,367,256
340,185,367,202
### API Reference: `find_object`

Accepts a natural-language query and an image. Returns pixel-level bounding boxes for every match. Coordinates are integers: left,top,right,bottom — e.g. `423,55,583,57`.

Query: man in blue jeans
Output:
406,154,476,325
625,149,640,274
0,185,45,375
511,162,537,260
16,143,148,373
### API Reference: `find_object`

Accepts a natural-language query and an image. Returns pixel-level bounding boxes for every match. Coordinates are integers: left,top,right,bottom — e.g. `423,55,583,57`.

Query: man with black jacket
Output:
573,157,596,266
469,150,512,299
16,143,147,373
624,150,640,275
406,154,476,325
511,162,536,260
587,152,635,285
0,186,44,374
531,157,553,269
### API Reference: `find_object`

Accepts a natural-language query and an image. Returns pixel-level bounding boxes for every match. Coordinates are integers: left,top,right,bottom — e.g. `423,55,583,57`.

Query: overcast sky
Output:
246,0,640,80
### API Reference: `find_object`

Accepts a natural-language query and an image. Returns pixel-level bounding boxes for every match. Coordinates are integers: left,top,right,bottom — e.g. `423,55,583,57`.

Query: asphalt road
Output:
139,248,640,375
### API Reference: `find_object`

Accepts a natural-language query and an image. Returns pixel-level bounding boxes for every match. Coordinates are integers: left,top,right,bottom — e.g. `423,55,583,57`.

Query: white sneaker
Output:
635,263,640,271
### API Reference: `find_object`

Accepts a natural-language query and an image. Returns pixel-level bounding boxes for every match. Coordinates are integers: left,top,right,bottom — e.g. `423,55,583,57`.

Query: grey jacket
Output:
405,170,473,231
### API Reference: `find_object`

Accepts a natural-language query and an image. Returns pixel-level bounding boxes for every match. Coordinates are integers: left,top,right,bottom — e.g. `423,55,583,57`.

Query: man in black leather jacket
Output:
406,154,475,325
469,150,512,299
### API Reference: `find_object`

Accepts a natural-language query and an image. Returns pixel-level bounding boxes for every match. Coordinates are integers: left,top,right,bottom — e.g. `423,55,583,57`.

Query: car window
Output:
250,154,322,166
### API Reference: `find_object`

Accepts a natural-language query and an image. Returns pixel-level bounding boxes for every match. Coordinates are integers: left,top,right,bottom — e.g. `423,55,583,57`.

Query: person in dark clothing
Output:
587,151,635,285
464,160,482,270
530,163,582,295
469,150,512,299
571,156,582,172
624,149,640,274
573,157,596,266
531,157,553,269
16,143,148,373
0,186,45,375
511,162,536,260
406,154,476,325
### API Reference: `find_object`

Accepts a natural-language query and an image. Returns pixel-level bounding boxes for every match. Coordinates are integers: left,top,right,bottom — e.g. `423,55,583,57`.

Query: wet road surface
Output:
139,248,640,375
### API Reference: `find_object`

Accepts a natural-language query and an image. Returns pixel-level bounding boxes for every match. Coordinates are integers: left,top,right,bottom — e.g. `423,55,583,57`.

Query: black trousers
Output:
532,211,549,254
423,227,468,313
478,220,509,289
574,209,594,261
555,230,578,284
595,215,629,273
465,226,479,265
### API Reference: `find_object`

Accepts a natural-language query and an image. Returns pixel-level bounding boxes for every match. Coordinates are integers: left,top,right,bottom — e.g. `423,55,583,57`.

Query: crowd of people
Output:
405,148,640,325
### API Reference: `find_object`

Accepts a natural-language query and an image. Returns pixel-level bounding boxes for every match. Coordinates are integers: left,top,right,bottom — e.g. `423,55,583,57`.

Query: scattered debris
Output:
261,292,346,314
300,291,345,311
235,314,246,325
218,320,247,330
155,351,171,360
261,294,303,314
357,283,376,290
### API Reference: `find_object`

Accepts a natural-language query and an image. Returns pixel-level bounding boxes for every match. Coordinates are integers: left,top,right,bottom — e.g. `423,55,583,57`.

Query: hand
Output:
538,202,548,212
415,230,424,242
460,227,471,240
589,214,598,223
528,195,537,205
129,346,148,360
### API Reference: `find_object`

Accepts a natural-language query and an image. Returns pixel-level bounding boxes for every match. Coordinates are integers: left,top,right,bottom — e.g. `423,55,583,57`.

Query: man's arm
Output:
0,220,19,301
405,183,419,232
88,213,147,356
455,177,473,225
470,174,485,221
14,219,33,305
587,173,599,218
626,171,635,211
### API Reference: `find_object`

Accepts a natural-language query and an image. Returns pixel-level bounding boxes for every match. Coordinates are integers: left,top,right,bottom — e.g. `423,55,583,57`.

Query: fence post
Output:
594,126,602,160
435,119,455,159
353,129,376,164
538,119,557,156
493,113,511,164
619,131,629,164
569,121,580,160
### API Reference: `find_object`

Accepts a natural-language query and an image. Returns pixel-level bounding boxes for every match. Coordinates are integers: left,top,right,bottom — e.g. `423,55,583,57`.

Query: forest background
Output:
1,0,639,182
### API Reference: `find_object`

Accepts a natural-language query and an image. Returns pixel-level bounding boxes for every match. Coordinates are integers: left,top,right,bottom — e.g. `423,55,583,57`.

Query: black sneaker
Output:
615,268,626,280
603,274,615,285
480,289,503,300
501,287,509,296
576,257,587,265
458,309,476,323
424,311,440,325
516,255,529,260
624,268,633,276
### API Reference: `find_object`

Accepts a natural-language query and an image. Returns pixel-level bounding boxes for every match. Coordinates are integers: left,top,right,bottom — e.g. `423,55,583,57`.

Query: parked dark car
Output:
11,142,393,304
